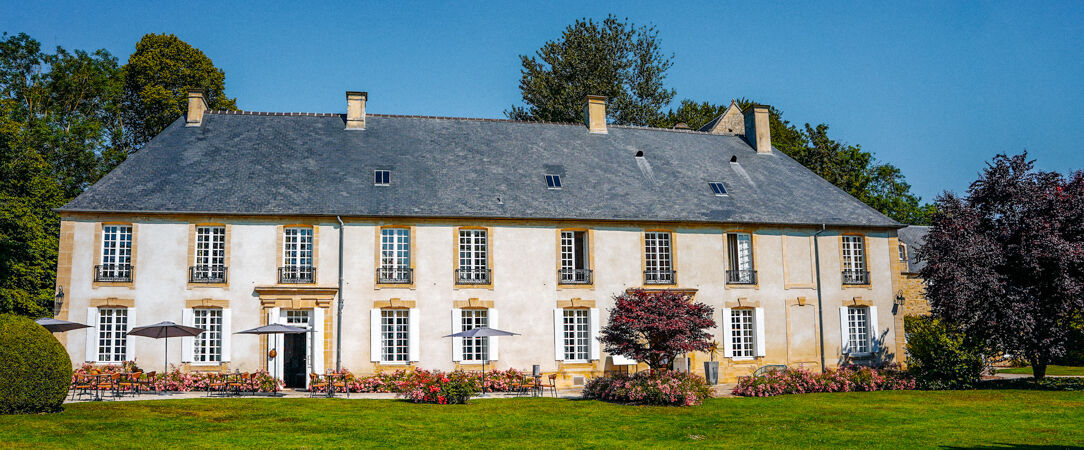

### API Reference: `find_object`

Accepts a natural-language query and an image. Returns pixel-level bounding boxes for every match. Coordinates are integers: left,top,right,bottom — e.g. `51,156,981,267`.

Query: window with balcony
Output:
280,227,314,283
559,230,591,284
643,231,674,284
726,232,756,284
456,229,489,285
97,225,132,282
191,226,227,283
379,228,412,284
841,235,868,285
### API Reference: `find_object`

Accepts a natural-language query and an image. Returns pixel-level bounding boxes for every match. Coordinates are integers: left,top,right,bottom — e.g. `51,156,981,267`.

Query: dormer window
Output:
709,182,727,196
545,174,562,190
374,170,391,186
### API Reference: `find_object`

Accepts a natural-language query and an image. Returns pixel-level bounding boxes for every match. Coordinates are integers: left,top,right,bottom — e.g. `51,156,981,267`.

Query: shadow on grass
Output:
943,445,1084,450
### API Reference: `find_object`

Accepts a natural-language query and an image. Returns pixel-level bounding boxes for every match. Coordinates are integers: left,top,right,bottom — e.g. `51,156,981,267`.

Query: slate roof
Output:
60,111,900,228
899,225,930,273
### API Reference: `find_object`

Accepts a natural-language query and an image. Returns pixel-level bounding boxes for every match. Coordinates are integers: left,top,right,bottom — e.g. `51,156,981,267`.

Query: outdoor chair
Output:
97,373,120,399
71,374,93,400
139,371,158,395
207,373,228,397
538,374,558,398
331,374,349,398
309,373,328,398
119,371,142,396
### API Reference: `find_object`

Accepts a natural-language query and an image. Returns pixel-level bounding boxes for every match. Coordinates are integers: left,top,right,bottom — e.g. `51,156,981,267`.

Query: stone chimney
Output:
583,95,607,134
345,91,367,130
186,89,208,127
742,104,772,154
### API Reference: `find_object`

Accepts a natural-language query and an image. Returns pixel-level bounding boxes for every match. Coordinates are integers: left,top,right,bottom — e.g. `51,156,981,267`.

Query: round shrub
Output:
583,370,712,406
0,314,73,414
905,315,985,389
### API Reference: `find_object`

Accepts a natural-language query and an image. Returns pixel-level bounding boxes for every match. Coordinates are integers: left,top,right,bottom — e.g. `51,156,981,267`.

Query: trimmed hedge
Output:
0,314,72,414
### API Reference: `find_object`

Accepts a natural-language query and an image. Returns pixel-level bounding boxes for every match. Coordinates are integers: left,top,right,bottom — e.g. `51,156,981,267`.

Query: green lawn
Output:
2,391,1082,448
996,365,1084,376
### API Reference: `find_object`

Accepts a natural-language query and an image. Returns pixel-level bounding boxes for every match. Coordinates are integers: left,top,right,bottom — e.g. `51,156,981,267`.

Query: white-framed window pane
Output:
848,307,871,353
730,309,755,358
458,229,487,271
644,232,672,282
460,309,489,362
98,308,128,362
380,228,411,269
842,236,865,271
563,309,589,361
283,227,313,268
381,310,409,362
898,244,907,261
193,308,222,363
100,225,132,278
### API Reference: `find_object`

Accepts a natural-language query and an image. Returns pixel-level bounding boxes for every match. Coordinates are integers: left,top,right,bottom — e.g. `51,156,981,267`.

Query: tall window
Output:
730,309,755,358
283,227,313,268
644,231,673,284
457,229,488,283
560,231,590,283
378,228,411,283
847,307,871,353
193,309,222,363
726,233,755,284
841,235,867,284
381,310,410,363
898,244,908,262
194,226,226,281
100,225,132,280
98,308,128,362
562,309,589,362
461,310,489,362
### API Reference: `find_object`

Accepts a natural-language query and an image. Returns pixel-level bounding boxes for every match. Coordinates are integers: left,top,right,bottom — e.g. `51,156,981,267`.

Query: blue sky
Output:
5,0,1082,202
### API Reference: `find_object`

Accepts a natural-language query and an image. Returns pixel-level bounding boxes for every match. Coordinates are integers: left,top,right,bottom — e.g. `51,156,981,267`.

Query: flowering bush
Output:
72,362,284,393
582,370,712,406
311,368,528,394
398,370,480,404
731,365,916,397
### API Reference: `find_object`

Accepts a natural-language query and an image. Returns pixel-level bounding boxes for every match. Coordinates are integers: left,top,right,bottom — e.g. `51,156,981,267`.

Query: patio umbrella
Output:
127,321,205,374
236,324,308,396
443,327,520,395
35,318,90,333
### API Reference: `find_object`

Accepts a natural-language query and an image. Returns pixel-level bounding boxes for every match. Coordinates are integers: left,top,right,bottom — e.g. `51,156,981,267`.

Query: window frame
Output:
562,309,590,363
192,308,223,364
380,309,410,363
460,309,489,362
846,306,872,354
545,174,562,190
557,229,593,286
643,230,675,284
729,308,756,359
840,234,869,286
99,224,133,281
725,232,756,285
97,307,128,363
708,181,728,196
374,169,391,186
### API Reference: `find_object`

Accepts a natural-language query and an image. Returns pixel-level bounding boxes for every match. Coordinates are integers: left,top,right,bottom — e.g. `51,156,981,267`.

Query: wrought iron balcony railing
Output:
726,269,757,285
278,266,316,284
94,264,133,282
455,268,491,285
559,268,593,285
842,269,870,285
378,267,413,284
189,265,228,283
643,269,676,285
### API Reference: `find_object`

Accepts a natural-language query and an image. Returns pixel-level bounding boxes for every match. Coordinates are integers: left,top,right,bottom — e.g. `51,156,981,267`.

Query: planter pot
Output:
704,361,719,385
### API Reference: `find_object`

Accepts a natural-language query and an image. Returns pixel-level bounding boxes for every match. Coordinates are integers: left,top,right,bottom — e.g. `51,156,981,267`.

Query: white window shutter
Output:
221,308,232,363
312,307,325,374
269,307,281,324
85,307,99,363
589,308,600,361
553,308,564,361
125,307,136,362
754,307,767,357
868,306,880,353
408,308,420,362
839,306,851,354
722,307,734,358
451,308,463,362
489,308,499,362
370,309,381,362
181,308,195,363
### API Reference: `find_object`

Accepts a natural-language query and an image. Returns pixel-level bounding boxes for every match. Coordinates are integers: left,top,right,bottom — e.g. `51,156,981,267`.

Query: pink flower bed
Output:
72,362,283,393
731,365,916,397
582,370,713,406
313,368,529,394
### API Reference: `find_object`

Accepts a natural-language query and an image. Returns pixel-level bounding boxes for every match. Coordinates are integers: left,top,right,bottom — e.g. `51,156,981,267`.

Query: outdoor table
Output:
321,373,341,398
89,373,109,401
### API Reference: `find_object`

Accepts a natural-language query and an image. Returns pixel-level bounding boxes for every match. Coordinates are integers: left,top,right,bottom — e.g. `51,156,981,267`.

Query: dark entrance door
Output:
283,333,307,388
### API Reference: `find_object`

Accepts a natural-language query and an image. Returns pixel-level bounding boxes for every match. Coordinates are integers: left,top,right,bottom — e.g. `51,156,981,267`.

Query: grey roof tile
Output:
899,225,930,272
60,112,900,228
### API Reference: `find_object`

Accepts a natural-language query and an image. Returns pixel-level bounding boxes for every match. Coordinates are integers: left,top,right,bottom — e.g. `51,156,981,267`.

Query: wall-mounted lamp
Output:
894,290,906,307
53,286,65,317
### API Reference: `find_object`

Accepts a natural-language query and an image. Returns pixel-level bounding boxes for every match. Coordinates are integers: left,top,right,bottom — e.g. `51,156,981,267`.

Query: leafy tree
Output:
598,289,715,370
122,33,237,149
919,153,1084,379
904,315,986,389
508,16,674,126
650,99,726,130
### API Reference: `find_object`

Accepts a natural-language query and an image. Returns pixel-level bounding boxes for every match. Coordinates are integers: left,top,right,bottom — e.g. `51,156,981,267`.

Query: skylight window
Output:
546,174,562,190
709,182,727,196
374,170,391,186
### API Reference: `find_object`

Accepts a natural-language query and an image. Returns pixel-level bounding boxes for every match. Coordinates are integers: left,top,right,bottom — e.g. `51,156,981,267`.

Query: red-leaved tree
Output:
599,289,716,370
919,153,1084,379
